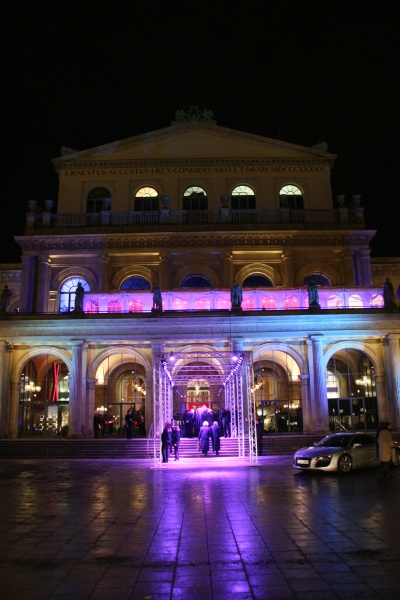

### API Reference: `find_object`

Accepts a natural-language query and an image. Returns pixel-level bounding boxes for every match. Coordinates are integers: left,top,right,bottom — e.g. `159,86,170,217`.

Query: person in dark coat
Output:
125,408,134,439
256,419,263,456
172,425,181,461
93,412,102,438
161,422,172,463
184,408,195,437
221,408,231,438
210,421,221,456
198,421,211,456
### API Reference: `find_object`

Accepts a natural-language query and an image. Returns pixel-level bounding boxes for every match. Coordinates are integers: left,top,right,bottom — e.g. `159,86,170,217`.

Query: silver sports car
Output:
293,432,400,473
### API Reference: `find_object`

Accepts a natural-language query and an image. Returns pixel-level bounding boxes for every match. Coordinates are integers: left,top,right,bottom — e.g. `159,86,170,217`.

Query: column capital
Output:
309,334,324,343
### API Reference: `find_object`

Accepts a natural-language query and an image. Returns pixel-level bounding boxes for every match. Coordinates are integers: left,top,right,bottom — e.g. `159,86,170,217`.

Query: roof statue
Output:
174,106,215,123
311,140,329,154
61,146,78,156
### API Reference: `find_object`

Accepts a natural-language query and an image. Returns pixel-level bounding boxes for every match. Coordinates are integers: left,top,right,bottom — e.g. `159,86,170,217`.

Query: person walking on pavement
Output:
172,424,181,460
161,422,172,463
198,421,211,457
377,421,395,478
210,421,221,456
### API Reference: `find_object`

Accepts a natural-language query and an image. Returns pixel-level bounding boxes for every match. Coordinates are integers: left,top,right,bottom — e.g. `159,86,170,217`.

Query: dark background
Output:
3,1,399,263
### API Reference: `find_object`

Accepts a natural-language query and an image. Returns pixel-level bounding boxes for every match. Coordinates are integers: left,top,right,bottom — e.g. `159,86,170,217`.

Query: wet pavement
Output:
0,456,399,600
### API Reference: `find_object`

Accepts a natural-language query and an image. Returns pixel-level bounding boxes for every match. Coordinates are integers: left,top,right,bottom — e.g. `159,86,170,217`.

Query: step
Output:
1,433,381,460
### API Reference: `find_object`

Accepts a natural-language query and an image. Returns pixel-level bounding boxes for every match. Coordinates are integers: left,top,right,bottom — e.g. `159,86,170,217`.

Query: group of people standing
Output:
183,405,231,438
160,417,224,462
125,408,146,438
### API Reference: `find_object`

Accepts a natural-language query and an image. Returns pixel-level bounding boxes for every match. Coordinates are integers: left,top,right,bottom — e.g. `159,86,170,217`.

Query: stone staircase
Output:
0,434,322,460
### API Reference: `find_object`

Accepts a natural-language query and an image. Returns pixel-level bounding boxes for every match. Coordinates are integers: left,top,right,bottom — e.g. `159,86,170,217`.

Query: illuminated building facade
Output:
0,111,399,449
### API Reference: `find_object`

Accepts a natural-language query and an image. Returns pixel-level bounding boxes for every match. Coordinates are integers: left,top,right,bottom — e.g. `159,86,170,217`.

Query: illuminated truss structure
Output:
153,351,257,467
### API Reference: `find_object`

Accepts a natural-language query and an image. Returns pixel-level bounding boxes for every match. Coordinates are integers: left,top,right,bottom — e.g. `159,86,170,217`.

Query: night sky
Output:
3,1,399,263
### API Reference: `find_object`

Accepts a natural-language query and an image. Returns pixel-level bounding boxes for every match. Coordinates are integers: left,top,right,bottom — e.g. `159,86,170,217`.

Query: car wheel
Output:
338,453,352,473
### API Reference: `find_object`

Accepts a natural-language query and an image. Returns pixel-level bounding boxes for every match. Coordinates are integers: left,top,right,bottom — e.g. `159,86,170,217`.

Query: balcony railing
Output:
70,287,384,315
26,206,365,231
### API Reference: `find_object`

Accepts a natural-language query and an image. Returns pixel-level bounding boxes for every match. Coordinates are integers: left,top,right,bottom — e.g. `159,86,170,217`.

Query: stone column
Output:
86,378,97,438
68,340,87,438
309,335,329,433
386,334,400,429
341,249,355,286
158,253,170,291
222,251,233,287
36,255,51,313
8,380,20,439
352,251,362,286
300,374,312,433
0,342,9,436
19,255,37,313
98,254,110,292
375,373,390,424
358,248,373,286
281,250,294,287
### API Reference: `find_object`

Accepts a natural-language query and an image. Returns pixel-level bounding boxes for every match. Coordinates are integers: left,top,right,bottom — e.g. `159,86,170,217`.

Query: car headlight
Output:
314,455,332,467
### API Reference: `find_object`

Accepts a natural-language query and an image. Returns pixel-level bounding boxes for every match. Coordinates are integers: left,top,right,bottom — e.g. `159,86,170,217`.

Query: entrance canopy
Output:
153,350,257,466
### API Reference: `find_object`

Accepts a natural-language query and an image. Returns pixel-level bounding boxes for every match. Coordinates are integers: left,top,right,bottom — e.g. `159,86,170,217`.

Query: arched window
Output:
183,186,208,210
195,298,211,310
284,296,299,309
231,185,256,210
279,184,304,209
134,187,159,211
120,276,151,290
87,188,112,213
59,277,90,313
108,300,121,313
128,299,144,312
181,275,212,289
243,274,273,288
262,297,277,310
303,273,332,286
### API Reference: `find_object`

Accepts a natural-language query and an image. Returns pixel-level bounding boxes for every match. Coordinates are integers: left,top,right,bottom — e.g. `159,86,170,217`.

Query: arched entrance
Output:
252,349,302,434
19,354,70,437
153,350,256,466
326,349,378,431
93,352,148,438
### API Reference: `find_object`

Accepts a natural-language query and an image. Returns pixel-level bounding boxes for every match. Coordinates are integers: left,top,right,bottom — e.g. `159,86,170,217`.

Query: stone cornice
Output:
54,156,334,172
15,230,376,253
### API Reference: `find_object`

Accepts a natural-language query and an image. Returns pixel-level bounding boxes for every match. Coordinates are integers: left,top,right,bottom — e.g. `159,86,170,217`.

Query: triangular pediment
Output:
53,122,335,166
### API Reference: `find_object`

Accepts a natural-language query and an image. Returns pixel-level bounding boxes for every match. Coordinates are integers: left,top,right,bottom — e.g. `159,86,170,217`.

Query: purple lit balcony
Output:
81,287,384,314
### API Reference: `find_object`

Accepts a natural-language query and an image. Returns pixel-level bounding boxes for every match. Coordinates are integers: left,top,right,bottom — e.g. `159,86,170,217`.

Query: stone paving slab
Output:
0,456,399,599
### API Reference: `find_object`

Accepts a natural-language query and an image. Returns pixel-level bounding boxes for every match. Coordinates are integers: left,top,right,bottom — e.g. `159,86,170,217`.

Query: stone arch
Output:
252,342,307,376
51,267,98,292
323,340,385,374
172,264,220,289
295,262,342,287
87,346,152,381
111,265,156,290
234,264,282,287
11,346,72,382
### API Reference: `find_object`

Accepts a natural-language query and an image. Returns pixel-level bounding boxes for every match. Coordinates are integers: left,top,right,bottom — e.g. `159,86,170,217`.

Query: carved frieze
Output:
15,231,376,254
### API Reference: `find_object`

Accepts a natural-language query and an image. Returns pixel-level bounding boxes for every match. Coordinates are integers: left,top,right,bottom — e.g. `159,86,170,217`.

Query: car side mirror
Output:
352,443,362,448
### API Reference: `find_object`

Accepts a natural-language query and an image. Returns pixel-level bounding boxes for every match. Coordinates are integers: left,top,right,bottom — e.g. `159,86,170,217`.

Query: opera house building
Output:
1,109,399,462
